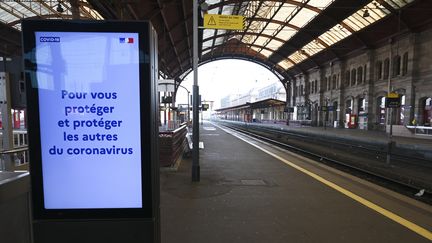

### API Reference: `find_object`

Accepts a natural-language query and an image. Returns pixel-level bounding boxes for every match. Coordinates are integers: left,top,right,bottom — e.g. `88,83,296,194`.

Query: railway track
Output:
217,121,432,204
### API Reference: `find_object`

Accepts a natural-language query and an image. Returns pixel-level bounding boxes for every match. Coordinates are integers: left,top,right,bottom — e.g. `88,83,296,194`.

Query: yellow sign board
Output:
387,92,399,98
203,14,245,30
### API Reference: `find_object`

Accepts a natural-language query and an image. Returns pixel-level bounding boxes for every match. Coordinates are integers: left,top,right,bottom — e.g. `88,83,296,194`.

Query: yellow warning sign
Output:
387,92,399,98
203,14,245,30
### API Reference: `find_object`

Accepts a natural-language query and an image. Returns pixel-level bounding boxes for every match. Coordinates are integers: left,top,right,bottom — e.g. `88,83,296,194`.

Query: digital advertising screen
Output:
34,31,143,210
23,20,157,221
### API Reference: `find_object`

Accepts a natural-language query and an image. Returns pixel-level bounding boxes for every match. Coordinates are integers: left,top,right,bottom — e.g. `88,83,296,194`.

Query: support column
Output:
0,72,14,171
192,0,200,182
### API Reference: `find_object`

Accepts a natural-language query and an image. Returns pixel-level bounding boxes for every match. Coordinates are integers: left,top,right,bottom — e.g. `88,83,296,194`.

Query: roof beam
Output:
375,0,411,31
157,0,184,74
203,31,286,45
181,0,192,67
210,0,225,58
268,0,370,64
208,0,321,14
238,1,264,45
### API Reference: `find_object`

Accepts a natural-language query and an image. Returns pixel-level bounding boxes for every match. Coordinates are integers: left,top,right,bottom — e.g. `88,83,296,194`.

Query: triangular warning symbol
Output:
208,16,217,25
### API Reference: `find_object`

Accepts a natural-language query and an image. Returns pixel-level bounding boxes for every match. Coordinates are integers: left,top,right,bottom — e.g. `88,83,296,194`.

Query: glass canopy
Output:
201,0,415,72
0,0,103,30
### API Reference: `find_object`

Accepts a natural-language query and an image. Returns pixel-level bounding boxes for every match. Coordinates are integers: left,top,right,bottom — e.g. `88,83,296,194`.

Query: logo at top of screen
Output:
119,37,134,44
40,37,60,42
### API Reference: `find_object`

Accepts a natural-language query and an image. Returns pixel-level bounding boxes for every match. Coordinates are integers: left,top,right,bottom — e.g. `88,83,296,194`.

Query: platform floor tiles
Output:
160,122,432,243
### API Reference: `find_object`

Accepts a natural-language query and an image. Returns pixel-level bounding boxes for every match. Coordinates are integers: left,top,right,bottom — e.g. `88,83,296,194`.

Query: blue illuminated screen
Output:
35,31,142,209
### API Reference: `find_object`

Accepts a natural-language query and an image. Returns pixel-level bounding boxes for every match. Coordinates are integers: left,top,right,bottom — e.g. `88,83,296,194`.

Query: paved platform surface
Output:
160,121,432,243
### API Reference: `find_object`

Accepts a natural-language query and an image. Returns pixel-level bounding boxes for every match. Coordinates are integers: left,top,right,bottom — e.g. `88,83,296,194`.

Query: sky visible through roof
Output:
178,59,281,109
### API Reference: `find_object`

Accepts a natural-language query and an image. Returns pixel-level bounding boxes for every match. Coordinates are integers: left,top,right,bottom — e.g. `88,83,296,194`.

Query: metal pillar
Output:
387,39,393,164
0,72,14,171
192,0,200,182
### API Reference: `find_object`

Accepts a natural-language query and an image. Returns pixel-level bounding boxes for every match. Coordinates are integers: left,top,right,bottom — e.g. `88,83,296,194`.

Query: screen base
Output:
33,218,157,243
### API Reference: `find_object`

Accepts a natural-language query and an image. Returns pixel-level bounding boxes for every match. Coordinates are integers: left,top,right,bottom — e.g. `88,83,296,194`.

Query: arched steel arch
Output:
174,54,293,96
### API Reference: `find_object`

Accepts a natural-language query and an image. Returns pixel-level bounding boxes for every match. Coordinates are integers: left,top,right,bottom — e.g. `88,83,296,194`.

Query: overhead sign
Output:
202,104,209,111
162,96,173,103
204,14,246,30
320,106,328,112
386,93,401,108
387,92,399,98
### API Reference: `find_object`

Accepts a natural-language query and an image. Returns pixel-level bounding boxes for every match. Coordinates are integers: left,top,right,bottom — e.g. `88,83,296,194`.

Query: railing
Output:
406,125,432,136
0,146,29,170
159,120,182,132
0,130,29,171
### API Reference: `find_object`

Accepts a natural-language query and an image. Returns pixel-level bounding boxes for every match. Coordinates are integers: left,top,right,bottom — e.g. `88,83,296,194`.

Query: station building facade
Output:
288,29,432,131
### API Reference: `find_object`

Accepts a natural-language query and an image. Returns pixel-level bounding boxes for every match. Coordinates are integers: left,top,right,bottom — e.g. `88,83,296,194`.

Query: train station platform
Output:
160,121,432,243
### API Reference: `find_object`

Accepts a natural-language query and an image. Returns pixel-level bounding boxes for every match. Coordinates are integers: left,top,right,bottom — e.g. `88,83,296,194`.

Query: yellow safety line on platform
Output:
216,124,432,241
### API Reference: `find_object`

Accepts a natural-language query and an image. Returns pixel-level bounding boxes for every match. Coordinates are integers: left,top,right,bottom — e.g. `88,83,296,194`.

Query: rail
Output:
406,125,432,136
218,121,432,203
0,130,29,171
0,146,29,171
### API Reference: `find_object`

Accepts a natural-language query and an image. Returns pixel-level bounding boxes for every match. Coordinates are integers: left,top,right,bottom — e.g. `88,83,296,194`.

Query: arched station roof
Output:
1,0,431,83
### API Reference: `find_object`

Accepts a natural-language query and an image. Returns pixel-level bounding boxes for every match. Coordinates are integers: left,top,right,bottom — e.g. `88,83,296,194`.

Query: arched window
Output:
357,67,363,84
364,64,367,83
376,61,383,80
351,69,356,86
377,96,386,124
323,78,327,91
402,52,408,76
358,98,366,114
345,71,350,87
398,95,406,125
384,58,390,79
393,55,401,76
332,75,337,89
423,98,432,125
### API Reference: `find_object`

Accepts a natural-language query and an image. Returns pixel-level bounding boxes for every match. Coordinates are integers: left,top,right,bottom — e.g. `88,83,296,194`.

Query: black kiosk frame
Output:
22,20,160,243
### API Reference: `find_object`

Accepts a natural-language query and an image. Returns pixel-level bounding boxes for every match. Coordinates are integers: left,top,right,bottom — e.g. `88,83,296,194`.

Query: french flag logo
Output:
119,37,134,43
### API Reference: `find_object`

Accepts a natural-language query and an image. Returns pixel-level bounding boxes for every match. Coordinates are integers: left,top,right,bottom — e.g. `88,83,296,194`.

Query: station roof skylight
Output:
0,0,103,30
278,0,415,69
202,0,335,57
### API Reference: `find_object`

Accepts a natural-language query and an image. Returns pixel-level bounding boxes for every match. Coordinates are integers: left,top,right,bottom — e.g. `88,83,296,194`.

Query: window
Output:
332,75,337,89
393,55,401,76
357,67,363,84
376,61,383,80
358,98,366,114
402,52,408,76
327,76,331,91
399,95,406,125
324,77,327,91
345,71,350,87
364,64,367,83
315,80,318,93
377,96,386,124
351,69,356,86
345,99,353,114
384,58,389,79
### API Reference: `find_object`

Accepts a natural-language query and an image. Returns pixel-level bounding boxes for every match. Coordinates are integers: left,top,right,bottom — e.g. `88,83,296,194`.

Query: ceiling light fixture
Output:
363,9,370,18
56,1,64,13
